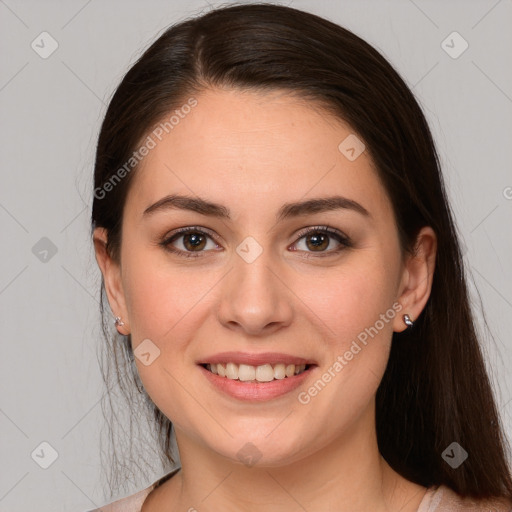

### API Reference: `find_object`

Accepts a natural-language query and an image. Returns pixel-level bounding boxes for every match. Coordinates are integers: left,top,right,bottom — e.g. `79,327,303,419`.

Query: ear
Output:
393,226,437,333
93,227,130,335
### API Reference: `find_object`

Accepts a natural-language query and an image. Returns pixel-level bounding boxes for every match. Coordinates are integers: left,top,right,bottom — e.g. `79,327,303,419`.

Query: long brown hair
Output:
91,2,512,500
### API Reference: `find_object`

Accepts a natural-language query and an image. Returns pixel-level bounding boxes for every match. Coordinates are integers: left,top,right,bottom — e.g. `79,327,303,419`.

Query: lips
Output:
196,351,318,401
198,363,317,401
197,351,317,367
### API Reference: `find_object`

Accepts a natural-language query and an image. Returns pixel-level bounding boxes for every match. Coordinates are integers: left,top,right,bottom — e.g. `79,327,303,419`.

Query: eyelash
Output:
159,225,352,259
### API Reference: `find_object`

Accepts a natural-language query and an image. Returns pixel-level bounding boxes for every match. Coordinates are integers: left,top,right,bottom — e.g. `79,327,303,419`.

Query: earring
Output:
114,316,125,327
403,314,414,328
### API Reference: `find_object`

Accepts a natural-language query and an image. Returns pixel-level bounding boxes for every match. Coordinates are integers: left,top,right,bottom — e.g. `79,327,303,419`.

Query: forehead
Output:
125,88,390,223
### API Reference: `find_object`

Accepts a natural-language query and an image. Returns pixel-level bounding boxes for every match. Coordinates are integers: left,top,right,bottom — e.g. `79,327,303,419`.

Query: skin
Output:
94,87,437,512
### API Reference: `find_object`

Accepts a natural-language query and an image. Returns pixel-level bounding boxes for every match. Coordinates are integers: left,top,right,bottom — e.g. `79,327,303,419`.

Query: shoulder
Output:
84,486,152,512
85,468,181,512
419,484,512,512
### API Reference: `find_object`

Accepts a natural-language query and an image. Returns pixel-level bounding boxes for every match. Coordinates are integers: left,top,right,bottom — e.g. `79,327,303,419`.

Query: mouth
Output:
198,356,319,401
200,362,315,383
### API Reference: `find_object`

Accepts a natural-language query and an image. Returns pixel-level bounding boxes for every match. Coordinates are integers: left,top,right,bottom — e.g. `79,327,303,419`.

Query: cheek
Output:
298,256,399,347
296,253,399,408
122,256,204,429
122,248,200,341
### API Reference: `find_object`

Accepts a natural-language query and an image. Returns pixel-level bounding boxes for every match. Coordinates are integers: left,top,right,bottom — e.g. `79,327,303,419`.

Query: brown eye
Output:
182,232,208,251
304,232,330,251
292,226,351,256
160,227,220,258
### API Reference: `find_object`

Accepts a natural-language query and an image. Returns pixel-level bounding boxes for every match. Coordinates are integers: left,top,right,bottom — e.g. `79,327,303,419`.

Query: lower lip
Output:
198,364,316,402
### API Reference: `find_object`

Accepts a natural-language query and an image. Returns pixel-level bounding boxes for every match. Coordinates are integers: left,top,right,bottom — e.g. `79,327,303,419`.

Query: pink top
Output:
88,471,512,512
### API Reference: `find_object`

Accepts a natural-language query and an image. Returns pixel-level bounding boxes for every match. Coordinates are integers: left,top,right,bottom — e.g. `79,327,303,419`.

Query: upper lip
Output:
198,351,317,367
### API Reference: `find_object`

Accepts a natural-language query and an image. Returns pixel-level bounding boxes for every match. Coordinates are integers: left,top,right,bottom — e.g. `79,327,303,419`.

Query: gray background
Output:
1,0,511,511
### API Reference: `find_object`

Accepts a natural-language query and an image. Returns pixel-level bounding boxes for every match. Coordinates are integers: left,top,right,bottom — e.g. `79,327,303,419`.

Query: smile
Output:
203,362,309,382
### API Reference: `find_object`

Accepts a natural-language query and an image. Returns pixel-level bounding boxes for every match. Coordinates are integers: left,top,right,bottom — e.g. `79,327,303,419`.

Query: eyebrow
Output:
142,194,371,221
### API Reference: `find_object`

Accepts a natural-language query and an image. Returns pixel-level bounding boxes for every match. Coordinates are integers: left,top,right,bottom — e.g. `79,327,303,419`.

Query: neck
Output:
160,405,426,512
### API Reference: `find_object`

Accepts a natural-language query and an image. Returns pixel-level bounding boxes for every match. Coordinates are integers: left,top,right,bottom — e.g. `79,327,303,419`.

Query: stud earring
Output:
403,314,414,328
114,316,125,327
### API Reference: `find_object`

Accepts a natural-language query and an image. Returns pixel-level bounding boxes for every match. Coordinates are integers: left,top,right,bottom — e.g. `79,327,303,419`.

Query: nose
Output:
216,248,294,337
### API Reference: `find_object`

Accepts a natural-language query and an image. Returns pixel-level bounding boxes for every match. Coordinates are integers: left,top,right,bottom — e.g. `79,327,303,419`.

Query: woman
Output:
89,3,512,511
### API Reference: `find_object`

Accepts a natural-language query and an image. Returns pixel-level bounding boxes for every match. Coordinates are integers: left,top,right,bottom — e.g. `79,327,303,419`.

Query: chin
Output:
207,429,312,468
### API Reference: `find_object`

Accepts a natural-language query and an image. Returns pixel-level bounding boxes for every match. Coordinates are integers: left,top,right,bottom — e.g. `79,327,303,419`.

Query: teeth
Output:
256,363,274,382
238,364,255,381
274,364,286,380
206,362,307,382
226,362,238,380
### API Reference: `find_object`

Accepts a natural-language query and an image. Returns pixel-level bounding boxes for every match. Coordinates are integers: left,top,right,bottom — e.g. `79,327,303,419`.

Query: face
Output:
96,87,426,467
